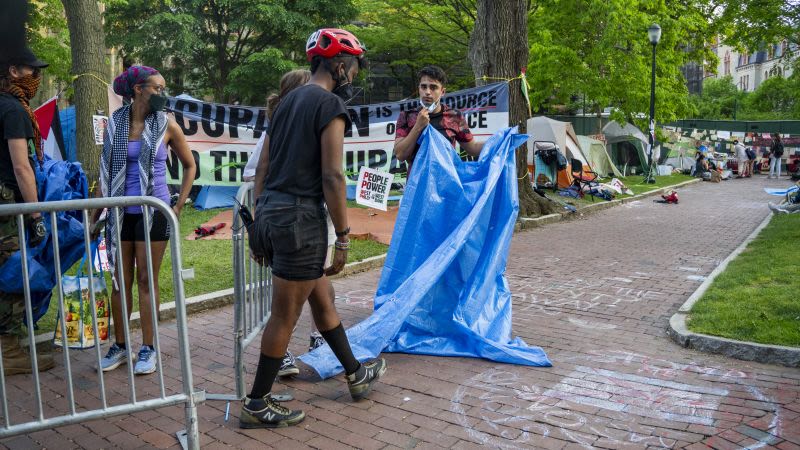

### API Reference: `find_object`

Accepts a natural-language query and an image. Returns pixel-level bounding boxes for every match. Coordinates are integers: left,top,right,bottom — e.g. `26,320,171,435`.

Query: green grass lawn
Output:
33,206,388,336
687,214,800,347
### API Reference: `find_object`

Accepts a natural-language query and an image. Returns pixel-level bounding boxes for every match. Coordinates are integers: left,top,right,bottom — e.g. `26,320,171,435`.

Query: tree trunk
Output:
468,0,556,217
62,0,109,189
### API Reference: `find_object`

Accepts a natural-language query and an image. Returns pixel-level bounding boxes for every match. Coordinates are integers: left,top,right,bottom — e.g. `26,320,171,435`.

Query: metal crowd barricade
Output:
205,182,272,405
0,196,200,450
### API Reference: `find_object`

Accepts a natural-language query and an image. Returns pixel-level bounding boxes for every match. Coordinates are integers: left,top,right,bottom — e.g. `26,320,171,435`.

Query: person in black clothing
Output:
769,133,784,179
242,28,386,429
0,0,53,375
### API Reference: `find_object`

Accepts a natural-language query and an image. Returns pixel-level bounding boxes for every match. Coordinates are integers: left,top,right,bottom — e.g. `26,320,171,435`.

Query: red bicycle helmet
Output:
306,28,365,61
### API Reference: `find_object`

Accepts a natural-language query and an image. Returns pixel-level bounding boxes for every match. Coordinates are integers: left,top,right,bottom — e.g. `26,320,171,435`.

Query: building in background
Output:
707,40,797,92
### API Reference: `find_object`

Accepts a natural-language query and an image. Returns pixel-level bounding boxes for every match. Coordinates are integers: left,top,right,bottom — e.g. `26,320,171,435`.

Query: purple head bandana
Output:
113,65,160,100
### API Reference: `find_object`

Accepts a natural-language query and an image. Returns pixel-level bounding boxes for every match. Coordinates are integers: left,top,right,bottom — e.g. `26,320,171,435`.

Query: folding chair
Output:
570,158,599,201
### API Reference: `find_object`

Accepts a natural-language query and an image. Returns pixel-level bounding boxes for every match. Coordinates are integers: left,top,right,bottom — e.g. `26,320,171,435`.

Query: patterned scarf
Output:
100,104,168,282
1,75,44,163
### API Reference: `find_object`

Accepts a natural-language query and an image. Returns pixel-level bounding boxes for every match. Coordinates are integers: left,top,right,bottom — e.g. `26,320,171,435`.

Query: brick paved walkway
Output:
3,176,799,449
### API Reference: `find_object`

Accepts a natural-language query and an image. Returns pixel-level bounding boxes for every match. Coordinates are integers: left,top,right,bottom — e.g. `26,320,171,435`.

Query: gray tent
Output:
577,135,622,178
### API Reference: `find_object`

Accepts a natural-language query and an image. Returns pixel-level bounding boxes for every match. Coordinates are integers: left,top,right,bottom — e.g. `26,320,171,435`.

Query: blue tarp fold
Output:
300,126,552,378
0,155,88,323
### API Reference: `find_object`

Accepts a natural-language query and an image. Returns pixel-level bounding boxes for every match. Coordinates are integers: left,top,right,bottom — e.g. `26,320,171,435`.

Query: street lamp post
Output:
644,23,661,184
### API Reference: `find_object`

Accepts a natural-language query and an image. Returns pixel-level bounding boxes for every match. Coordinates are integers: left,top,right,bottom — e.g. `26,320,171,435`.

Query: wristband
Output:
335,227,350,238
335,241,350,251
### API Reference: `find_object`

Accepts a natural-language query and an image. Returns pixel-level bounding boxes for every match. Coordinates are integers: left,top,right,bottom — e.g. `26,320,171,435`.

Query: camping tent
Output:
527,116,591,188
577,135,622,178
602,121,655,176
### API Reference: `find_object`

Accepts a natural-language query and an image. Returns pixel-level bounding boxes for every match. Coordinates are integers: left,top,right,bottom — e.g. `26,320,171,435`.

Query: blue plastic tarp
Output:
0,155,88,323
60,106,77,162
764,186,799,196
300,126,552,378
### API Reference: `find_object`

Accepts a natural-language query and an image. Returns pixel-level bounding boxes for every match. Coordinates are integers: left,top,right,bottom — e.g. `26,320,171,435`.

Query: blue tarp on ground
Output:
0,155,88,323
300,126,552,379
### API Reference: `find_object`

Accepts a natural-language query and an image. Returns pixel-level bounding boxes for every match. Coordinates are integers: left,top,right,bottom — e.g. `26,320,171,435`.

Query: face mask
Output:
332,67,356,103
10,74,41,100
419,97,438,113
148,93,168,112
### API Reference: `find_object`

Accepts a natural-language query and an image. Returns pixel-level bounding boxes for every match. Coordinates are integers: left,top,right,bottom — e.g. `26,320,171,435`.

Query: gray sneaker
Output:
239,394,305,429
346,358,387,401
100,343,131,372
133,345,157,375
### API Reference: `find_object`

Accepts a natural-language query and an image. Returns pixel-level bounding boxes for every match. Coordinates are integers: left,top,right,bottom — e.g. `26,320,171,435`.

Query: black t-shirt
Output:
263,84,351,198
0,93,35,202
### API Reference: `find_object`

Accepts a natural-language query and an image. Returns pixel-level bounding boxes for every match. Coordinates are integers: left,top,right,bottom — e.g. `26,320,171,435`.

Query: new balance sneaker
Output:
100,343,131,372
133,345,157,375
277,351,299,377
346,358,387,401
308,332,325,352
239,394,305,429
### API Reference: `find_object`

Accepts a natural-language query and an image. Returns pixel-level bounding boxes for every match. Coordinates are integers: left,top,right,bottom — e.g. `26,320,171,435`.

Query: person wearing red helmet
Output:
242,28,386,429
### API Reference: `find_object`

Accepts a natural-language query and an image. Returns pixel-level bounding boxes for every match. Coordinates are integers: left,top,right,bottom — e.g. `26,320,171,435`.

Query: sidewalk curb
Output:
517,178,701,231
666,212,800,368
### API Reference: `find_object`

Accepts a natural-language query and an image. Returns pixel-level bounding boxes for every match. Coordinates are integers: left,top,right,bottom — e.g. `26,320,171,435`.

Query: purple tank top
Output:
124,140,171,213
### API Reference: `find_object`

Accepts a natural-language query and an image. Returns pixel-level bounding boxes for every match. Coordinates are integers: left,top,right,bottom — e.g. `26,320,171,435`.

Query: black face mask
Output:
148,93,168,112
332,68,355,103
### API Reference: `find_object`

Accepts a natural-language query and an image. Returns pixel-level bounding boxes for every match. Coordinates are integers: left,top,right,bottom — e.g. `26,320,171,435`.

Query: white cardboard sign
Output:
355,166,393,211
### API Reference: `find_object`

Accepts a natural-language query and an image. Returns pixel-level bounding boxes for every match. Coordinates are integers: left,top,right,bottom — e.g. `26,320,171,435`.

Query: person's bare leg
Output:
258,276,316,357
307,276,341,332
134,241,168,346
111,241,135,344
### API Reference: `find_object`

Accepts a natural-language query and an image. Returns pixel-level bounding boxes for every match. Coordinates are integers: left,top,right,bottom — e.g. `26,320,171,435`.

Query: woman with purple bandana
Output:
94,66,196,375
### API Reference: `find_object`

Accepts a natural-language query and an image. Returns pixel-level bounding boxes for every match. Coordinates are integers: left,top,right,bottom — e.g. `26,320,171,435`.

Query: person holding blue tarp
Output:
300,121,552,379
394,65,484,174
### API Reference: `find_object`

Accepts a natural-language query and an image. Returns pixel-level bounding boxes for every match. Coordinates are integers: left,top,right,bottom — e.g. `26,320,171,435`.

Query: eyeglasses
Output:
138,83,168,94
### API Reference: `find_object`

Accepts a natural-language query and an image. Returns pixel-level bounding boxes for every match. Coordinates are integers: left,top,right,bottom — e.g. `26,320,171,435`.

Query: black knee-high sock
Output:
249,354,283,399
320,323,360,375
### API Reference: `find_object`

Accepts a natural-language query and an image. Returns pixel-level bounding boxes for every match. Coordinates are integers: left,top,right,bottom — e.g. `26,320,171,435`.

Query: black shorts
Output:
248,190,327,281
120,211,170,242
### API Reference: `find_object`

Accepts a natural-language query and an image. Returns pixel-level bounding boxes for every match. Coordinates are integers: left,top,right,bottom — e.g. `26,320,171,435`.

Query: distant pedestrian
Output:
734,140,749,177
769,133,784,179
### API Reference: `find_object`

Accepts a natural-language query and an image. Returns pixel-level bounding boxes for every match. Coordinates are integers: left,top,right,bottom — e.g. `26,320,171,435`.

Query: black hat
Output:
2,46,49,68
0,0,47,68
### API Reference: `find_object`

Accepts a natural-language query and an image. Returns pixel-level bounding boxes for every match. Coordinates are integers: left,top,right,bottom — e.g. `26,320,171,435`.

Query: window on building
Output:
724,51,731,75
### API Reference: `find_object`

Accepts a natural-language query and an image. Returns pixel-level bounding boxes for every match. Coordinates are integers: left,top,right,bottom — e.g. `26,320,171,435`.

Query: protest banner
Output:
159,83,509,186
356,167,394,211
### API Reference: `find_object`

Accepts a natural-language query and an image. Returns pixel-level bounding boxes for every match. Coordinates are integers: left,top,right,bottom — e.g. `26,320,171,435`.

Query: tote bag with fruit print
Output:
54,240,110,348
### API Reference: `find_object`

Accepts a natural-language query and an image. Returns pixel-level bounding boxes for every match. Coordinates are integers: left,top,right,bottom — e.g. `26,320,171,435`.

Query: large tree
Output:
104,0,358,104
62,0,109,185
352,0,476,98
527,0,717,132
469,0,555,217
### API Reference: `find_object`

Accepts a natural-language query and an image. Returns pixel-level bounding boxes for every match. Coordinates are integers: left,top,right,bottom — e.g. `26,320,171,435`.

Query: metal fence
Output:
205,182,272,405
0,196,200,450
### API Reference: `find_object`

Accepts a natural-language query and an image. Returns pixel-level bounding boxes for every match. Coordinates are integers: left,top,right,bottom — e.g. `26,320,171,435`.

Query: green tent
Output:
577,135,622,178
603,121,650,176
